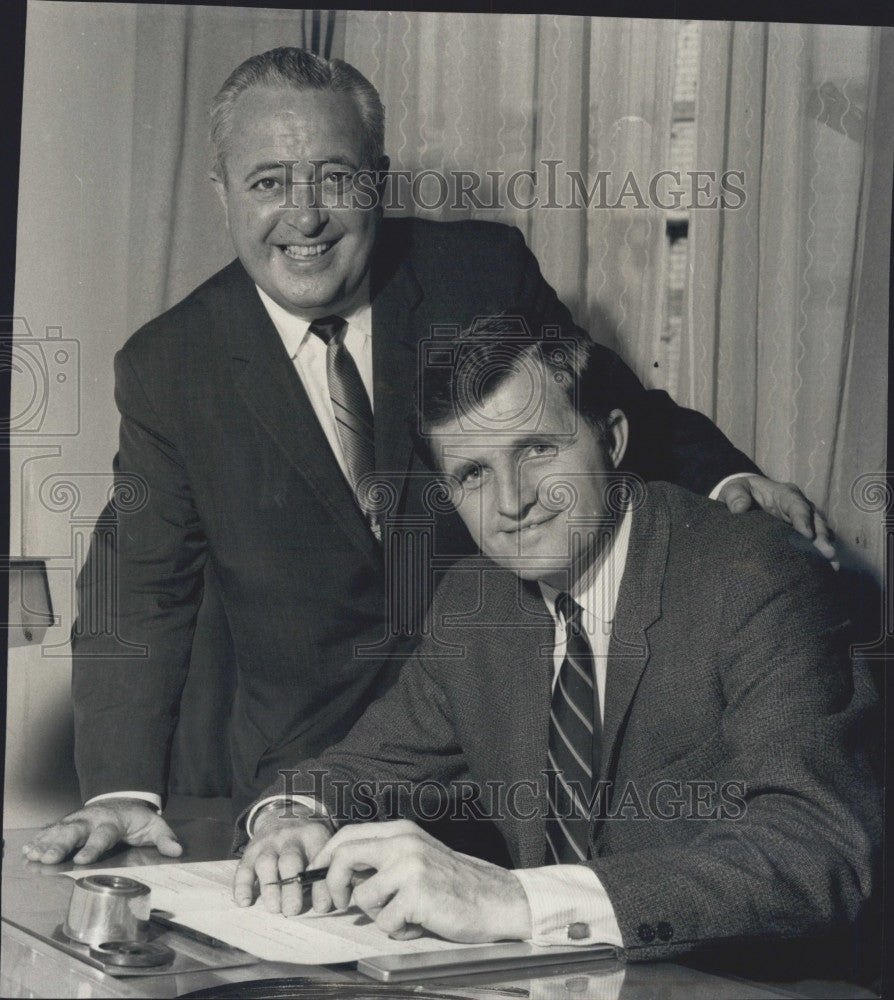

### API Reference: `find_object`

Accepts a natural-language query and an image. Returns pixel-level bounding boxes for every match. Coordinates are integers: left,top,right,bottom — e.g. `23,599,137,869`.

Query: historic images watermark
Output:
262,160,747,213
276,769,748,824
3,315,80,437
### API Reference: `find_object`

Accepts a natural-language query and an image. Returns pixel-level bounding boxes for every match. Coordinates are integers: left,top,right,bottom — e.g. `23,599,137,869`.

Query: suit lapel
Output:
477,506,671,867
220,262,379,560
599,486,669,787
370,232,423,501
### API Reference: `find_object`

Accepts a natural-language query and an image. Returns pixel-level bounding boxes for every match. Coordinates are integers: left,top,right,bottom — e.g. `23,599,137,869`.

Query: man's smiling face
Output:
212,85,381,317
431,361,627,590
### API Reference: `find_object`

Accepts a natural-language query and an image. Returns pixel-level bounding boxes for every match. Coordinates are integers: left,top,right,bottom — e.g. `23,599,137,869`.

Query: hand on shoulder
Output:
718,474,835,561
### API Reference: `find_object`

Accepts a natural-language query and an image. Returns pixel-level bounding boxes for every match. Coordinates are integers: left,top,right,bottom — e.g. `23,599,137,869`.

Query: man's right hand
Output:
233,806,334,916
21,799,182,865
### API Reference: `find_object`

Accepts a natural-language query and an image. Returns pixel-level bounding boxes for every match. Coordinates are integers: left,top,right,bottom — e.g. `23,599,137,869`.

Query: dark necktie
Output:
545,591,602,864
309,316,379,539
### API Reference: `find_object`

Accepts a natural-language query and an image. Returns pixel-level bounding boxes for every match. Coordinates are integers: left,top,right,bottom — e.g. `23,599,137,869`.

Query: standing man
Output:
233,322,878,965
25,48,829,866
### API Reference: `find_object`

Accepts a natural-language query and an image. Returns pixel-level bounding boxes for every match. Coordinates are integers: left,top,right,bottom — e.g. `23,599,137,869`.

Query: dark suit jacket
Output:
72,219,758,813
247,482,879,962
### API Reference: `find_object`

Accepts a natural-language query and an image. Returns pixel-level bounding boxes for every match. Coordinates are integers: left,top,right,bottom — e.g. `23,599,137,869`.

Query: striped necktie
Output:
545,591,602,864
309,316,379,539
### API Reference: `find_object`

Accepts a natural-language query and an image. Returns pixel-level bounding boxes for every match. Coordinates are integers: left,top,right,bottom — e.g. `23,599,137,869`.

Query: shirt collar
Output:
539,505,633,629
254,277,372,360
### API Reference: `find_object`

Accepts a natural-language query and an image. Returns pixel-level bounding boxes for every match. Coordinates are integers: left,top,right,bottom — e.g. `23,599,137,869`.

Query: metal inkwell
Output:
46,871,258,977
62,873,175,968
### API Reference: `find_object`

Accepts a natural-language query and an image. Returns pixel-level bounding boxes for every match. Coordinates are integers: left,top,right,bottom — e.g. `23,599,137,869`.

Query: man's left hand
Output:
308,819,532,943
718,475,835,560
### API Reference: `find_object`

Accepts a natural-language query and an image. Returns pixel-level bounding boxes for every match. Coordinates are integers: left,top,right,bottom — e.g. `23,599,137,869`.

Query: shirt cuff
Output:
85,791,162,812
512,865,624,948
709,471,754,501
245,795,332,839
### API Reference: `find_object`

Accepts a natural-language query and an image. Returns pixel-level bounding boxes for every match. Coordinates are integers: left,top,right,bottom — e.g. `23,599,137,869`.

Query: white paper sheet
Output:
63,861,493,964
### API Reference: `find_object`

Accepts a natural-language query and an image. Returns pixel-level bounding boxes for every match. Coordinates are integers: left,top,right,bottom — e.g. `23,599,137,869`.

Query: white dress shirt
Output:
254,282,374,487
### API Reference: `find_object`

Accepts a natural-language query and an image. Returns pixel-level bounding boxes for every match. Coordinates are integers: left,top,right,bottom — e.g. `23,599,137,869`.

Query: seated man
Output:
233,317,879,963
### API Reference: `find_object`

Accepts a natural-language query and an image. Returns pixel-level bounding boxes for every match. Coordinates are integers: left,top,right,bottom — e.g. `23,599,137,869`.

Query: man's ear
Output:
210,171,229,228
606,409,629,469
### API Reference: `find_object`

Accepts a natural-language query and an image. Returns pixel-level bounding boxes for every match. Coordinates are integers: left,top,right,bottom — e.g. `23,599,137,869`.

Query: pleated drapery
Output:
346,12,888,581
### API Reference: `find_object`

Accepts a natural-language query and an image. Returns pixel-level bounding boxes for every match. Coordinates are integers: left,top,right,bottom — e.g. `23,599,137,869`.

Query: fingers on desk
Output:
72,821,124,865
22,818,90,865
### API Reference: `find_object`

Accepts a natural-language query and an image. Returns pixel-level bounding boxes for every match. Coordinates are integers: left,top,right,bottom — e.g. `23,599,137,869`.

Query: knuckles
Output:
399,850,427,882
389,819,419,836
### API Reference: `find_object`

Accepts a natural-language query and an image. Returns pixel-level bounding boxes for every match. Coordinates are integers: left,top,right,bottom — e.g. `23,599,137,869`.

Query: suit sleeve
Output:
505,227,760,494
235,602,467,848
71,348,207,803
589,540,880,961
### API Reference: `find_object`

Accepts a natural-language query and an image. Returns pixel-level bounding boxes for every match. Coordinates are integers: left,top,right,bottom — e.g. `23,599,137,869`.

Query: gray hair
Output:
210,47,385,178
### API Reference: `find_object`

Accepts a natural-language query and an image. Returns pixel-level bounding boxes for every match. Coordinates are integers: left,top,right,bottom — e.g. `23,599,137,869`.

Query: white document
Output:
63,861,494,964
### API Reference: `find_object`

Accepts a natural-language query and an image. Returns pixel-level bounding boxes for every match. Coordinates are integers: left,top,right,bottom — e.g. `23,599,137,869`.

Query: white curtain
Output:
126,4,345,332
684,22,886,582
345,13,889,582
345,14,677,363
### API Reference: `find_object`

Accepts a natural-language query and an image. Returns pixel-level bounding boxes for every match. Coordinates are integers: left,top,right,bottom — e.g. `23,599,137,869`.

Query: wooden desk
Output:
0,816,876,1000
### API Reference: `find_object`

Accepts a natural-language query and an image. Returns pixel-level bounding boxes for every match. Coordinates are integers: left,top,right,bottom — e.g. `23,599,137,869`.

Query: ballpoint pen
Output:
264,867,330,888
